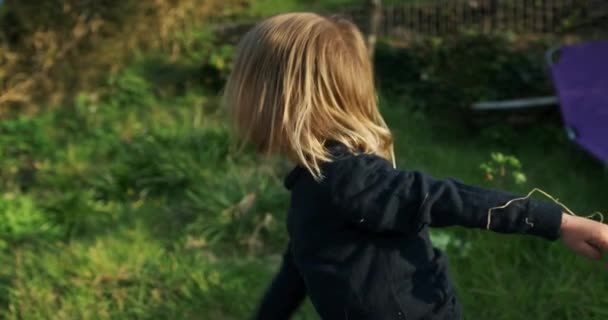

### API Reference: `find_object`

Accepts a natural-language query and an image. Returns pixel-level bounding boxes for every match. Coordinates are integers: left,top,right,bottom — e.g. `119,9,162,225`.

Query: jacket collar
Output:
283,140,355,190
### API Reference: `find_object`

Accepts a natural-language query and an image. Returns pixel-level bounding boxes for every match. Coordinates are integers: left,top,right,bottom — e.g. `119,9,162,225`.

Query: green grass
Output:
1,70,606,318
1,16,607,319
382,101,608,320
0,64,321,319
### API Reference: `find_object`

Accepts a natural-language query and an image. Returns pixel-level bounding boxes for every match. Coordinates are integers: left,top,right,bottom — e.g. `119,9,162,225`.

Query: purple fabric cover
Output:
551,40,608,163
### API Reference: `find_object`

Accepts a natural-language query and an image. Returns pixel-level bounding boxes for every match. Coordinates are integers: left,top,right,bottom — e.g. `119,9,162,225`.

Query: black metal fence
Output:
340,0,607,36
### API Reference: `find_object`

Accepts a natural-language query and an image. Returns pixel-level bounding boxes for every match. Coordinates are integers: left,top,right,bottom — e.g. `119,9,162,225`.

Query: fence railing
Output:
340,0,607,36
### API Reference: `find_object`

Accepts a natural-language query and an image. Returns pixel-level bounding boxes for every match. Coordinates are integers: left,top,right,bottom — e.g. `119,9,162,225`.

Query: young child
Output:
223,12,608,320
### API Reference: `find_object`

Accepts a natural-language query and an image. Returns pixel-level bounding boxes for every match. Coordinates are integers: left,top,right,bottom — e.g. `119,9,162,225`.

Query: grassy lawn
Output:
383,101,608,320
0,70,606,318
1,1,607,318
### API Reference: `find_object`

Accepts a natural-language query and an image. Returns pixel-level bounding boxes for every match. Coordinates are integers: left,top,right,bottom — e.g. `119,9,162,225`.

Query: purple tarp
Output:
551,40,608,163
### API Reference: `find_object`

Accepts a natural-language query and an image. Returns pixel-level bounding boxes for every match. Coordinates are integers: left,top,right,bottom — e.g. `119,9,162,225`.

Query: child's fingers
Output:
588,226,608,251
576,241,603,260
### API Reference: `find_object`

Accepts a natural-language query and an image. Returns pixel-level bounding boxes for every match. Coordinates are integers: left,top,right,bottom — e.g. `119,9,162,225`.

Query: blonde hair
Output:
223,12,394,180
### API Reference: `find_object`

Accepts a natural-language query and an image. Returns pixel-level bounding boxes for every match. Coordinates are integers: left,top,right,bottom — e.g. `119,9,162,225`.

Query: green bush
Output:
479,152,527,187
0,0,235,113
141,35,235,95
375,32,554,113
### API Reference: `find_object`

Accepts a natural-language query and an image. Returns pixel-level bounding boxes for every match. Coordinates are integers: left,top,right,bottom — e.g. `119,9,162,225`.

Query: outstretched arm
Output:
324,154,563,240
252,243,307,320
325,153,608,264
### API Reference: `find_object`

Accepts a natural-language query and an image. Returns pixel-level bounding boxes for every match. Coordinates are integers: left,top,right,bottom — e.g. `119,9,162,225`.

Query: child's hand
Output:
560,214,608,261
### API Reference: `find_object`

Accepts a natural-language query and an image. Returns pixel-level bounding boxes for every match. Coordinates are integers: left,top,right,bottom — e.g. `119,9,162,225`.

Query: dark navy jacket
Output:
254,142,563,320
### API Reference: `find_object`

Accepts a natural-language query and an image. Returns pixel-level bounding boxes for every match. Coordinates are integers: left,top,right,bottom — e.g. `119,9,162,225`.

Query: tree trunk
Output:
365,0,382,61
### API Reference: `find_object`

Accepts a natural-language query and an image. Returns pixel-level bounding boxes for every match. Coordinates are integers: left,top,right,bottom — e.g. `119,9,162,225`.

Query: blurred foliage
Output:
0,64,288,249
245,0,360,16
375,31,554,114
0,194,62,248
480,152,527,187
0,0,241,114
0,60,305,317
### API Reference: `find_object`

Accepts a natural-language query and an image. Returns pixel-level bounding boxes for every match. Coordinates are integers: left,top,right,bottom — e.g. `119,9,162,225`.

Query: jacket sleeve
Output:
252,243,307,320
324,154,563,240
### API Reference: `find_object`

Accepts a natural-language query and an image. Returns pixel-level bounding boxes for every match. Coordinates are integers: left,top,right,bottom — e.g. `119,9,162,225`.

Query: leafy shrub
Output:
0,115,55,192
0,0,238,112
479,152,527,187
202,43,236,91
375,32,554,114
138,32,236,95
